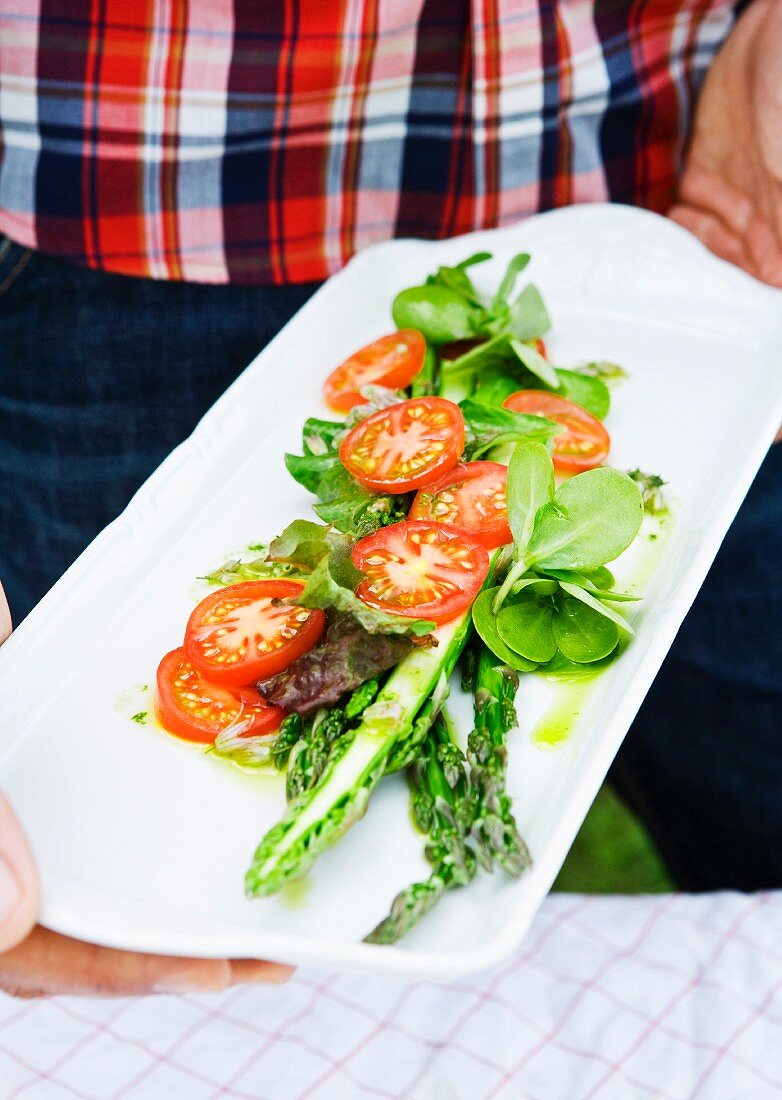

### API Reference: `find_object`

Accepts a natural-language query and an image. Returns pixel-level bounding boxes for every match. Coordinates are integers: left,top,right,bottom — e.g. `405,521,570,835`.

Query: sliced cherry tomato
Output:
409,462,512,550
323,330,426,412
184,580,325,686
502,390,610,472
339,396,464,493
352,520,489,625
154,648,284,744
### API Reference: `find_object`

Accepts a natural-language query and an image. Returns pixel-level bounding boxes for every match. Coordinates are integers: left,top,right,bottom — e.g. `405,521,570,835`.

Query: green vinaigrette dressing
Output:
279,875,313,911
116,683,283,790
529,507,672,751
531,680,593,750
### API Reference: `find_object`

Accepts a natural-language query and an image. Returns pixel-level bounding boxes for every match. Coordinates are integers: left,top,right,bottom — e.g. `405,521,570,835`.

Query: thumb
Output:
0,796,39,952
0,586,39,950
0,580,10,646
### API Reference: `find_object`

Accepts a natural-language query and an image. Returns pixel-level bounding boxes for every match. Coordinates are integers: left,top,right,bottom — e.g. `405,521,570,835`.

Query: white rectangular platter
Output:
1,204,781,979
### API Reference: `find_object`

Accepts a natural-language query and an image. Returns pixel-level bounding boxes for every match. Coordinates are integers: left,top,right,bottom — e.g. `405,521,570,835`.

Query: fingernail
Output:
0,854,22,926
230,960,295,985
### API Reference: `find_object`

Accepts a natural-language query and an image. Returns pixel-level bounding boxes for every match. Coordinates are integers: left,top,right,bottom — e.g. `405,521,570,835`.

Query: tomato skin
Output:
323,330,426,412
154,648,285,744
502,390,610,472
339,396,465,493
184,580,326,687
352,520,489,625
534,338,547,358
409,461,512,550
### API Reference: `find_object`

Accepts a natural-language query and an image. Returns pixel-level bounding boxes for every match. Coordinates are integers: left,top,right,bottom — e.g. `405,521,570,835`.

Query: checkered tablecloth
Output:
1,892,781,1099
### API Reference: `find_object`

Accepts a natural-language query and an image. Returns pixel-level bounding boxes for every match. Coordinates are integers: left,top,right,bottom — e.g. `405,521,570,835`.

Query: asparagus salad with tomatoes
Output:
150,252,665,944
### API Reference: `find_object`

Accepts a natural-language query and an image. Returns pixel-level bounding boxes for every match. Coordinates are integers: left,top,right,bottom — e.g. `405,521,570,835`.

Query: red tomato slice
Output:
352,520,489,625
184,580,325,686
323,330,426,412
339,396,464,493
154,648,285,744
503,390,610,472
409,462,512,550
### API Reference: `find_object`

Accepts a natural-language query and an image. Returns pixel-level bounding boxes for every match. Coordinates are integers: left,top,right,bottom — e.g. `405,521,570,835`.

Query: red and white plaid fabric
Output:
0,1,739,283
1,891,781,1098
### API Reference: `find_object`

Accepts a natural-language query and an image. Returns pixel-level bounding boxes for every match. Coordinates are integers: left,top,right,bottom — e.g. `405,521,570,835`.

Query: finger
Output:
0,581,11,645
745,211,782,288
0,796,39,952
0,927,230,998
669,204,751,271
671,191,782,288
678,164,754,238
229,957,294,985
0,926,294,998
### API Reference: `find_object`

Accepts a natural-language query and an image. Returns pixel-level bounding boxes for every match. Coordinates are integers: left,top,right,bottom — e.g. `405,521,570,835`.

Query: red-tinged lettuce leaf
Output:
258,613,429,713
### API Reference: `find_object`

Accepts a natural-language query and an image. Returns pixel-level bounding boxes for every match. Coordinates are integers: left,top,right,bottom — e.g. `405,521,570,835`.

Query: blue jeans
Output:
1,239,781,890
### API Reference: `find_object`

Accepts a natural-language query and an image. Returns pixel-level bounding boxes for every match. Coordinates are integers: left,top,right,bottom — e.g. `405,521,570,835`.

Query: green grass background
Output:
553,784,673,894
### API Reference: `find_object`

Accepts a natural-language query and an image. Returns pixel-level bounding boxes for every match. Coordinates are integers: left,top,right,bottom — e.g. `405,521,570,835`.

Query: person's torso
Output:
0,1,739,284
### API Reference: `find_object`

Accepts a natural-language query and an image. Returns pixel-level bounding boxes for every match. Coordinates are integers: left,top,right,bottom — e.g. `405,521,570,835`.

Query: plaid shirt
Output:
0,1,739,285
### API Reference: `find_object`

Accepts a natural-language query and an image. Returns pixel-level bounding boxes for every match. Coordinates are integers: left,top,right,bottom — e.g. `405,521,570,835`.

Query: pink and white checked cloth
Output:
1,891,781,1099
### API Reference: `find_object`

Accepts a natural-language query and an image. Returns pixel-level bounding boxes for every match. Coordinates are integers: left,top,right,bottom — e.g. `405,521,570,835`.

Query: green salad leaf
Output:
525,467,644,571
509,337,560,390
551,596,620,663
460,400,560,460
391,285,482,344
557,580,635,634
497,597,557,664
506,441,555,553
427,252,492,309
508,283,551,341
474,440,645,674
491,252,531,313
553,369,611,419
286,429,408,539
471,589,539,672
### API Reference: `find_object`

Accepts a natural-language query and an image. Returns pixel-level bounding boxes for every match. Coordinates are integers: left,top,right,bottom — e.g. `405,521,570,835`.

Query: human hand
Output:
0,581,292,996
669,0,782,288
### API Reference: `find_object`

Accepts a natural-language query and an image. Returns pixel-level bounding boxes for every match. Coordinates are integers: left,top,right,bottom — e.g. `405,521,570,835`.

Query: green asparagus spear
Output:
365,711,477,944
284,679,381,800
384,671,449,774
245,613,475,897
271,713,304,771
286,706,347,801
467,647,531,876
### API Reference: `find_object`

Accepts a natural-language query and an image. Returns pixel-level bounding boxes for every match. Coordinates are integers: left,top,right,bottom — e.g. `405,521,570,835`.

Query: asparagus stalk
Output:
271,713,304,770
467,647,531,876
383,670,450,774
366,649,531,943
284,679,380,800
365,710,477,944
245,614,474,896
